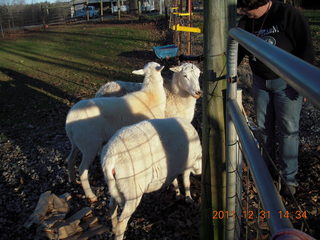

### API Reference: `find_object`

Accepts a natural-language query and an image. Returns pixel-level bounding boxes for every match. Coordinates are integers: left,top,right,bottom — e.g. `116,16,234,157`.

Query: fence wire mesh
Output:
0,2,71,34
230,120,313,240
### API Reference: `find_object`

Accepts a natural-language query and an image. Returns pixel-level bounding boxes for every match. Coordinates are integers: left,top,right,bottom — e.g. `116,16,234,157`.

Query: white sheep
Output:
65,62,166,202
95,62,202,122
100,117,202,240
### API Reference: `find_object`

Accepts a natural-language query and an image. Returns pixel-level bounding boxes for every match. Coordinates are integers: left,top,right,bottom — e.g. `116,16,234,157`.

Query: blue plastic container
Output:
153,44,178,59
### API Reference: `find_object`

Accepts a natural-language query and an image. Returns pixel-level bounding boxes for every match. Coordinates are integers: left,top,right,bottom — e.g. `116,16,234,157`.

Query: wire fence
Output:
226,27,319,240
0,2,70,34
230,122,313,240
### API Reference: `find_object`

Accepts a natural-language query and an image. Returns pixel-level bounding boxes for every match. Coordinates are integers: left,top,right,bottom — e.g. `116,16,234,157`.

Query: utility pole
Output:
201,0,228,239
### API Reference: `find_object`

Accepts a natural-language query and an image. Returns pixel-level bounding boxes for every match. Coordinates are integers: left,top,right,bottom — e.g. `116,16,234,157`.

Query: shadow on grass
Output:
0,44,107,78
25,27,160,45
0,67,71,135
0,38,149,84
118,50,156,61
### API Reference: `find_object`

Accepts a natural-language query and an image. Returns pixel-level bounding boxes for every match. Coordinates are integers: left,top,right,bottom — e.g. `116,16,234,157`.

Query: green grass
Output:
0,23,164,130
0,24,161,96
310,24,320,42
303,10,320,59
303,9,320,21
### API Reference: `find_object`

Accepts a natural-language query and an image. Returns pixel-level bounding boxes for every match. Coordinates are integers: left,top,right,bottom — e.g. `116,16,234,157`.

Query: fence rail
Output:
229,27,320,109
225,27,319,240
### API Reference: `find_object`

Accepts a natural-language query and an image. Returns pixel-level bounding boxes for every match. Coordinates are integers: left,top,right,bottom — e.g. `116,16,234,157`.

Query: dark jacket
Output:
238,1,315,79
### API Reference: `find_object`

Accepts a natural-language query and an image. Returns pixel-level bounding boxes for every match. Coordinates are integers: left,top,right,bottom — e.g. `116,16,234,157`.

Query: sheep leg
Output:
182,170,193,203
172,178,183,198
109,197,118,232
79,154,98,203
67,145,80,183
114,197,142,240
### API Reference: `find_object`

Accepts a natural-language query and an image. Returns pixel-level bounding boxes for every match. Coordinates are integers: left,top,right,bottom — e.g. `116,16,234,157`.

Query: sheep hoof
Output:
185,196,194,203
175,194,184,201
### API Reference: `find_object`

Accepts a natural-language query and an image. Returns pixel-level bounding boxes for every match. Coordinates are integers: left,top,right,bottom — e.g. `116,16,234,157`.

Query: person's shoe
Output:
280,182,296,197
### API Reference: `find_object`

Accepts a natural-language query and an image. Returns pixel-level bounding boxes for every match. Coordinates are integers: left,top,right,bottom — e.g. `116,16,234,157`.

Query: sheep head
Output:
132,62,164,88
170,63,202,99
132,62,164,76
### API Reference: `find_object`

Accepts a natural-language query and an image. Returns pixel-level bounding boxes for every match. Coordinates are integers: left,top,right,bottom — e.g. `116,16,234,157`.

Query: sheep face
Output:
170,63,202,99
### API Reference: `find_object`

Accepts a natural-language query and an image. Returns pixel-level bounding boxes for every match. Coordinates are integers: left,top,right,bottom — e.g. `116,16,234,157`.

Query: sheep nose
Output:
193,90,203,99
196,90,203,97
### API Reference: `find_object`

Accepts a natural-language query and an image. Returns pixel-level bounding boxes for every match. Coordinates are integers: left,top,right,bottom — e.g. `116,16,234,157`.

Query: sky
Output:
0,0,66,5
26,0,63,3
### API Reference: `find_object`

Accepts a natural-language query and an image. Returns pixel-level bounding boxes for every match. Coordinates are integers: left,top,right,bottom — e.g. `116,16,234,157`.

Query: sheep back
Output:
95,81,142,98
101,117,202,203
65,97,154,150
95,62,201,123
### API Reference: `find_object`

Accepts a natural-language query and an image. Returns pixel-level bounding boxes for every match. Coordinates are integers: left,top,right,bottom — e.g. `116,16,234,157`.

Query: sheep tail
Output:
67,145,80,183
103,155,124,206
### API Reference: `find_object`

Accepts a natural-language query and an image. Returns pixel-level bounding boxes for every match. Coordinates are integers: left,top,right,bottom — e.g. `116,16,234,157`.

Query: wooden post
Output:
41,4,46,31
72,0,75,18
201,0,228,239
138,0,141,15
117,0,121,20
8,19,11,33
100,0,103,22
177,0,182,53
129,0,138,15
172,0,179,46
187,0,191,55
159,0,163,14
86,1,89,22
0,23,4,38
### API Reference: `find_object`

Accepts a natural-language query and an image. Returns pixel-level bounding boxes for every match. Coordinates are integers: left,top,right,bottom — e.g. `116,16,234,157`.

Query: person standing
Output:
237,0,315,195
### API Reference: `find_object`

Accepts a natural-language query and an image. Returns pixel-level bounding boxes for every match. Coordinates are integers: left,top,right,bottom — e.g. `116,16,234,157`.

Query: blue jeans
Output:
252,75,303,186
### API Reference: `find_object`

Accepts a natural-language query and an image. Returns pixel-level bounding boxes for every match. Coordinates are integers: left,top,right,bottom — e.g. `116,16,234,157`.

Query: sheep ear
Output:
156,66,165,72
132,69,145,75
169,66,183,73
